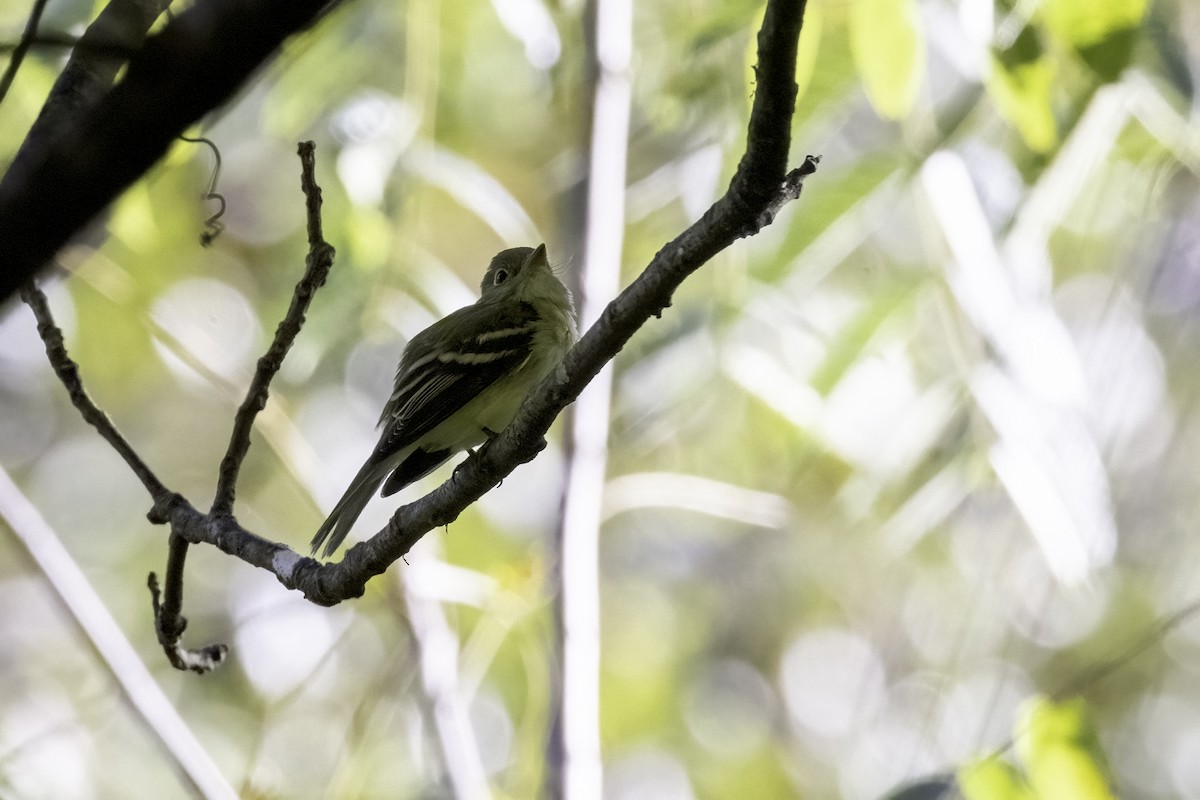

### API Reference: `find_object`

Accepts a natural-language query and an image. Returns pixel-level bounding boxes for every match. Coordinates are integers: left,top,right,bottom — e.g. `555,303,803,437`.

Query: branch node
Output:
147,491,185,524
148,571,228,674
742,153,821,238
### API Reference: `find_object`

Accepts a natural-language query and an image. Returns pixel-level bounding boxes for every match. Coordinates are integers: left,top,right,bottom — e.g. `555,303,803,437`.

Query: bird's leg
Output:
453,428,503,480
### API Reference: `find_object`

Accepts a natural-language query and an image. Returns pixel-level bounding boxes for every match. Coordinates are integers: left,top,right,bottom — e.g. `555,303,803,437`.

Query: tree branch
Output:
150,141,332,670
149,535,228,673
24,0,817,660
12,0,173,150
144,0,818,611
0,0,340,305
211,141,335,516
20,281,171,502
0,465,237,797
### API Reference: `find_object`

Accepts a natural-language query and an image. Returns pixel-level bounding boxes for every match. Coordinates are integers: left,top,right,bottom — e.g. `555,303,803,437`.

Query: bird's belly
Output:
421,316,573,452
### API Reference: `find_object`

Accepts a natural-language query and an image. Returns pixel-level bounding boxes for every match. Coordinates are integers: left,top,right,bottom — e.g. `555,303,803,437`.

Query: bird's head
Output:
479,243,568,307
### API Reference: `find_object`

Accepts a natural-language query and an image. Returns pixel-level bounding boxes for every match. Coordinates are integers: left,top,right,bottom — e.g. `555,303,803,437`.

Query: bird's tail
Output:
311,460,390,559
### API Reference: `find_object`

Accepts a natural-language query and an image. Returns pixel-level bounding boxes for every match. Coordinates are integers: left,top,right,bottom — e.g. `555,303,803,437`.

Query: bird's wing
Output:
368,300,540,462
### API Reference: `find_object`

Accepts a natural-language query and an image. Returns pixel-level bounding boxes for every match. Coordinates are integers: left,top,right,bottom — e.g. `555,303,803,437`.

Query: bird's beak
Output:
527,243,549,270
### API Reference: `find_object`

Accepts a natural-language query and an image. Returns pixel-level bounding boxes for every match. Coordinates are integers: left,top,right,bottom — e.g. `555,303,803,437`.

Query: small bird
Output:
311,244,576,558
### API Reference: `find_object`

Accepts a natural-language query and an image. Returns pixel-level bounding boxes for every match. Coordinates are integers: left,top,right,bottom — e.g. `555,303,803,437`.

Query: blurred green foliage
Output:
959,696,1115,800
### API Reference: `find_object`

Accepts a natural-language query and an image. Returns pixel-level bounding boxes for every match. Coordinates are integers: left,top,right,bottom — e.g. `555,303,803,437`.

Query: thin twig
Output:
148,535,228,673
0,0,51,106
19,280,227,670
19,281,171,502
178,135,227,246
210,141,335,516
27,0,815,617
151,141,333,670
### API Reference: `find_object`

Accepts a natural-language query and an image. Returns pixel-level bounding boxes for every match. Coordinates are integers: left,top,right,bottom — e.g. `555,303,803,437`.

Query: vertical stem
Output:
400,547,491,799
552,0,632,796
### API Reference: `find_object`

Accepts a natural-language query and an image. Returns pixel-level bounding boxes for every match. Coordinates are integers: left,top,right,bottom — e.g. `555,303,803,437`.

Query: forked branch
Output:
23,0,816,668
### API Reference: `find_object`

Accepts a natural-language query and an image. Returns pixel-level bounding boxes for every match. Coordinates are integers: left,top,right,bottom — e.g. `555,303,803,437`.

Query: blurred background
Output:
1,0,1199,796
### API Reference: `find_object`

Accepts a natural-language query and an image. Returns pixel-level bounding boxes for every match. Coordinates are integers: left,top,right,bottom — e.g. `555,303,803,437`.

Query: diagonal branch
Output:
0,465,237,797
0,0,341,305
149,0,817,608
20,282,171,502
11,0,174,152
313,0,815,597
27,0,816,641
0,0,51,105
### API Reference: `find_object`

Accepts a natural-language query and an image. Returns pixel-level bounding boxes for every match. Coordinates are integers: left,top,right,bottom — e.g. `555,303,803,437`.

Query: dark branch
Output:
312,0,817,594
154,141,333,669
0,0,341,305
149,535,228,673
20,282,171,502
150,0,817,607
27,0,816,624
8,0,173,185
211,141,335,516
0,32,141,59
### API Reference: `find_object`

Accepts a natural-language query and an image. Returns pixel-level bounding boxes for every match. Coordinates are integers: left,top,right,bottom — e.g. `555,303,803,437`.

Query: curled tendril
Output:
179,134,226,247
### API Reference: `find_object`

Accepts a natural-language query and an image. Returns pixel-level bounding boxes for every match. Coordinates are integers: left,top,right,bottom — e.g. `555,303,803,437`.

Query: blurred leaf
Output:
1017,696,1116,800
1041,0,1146,81
1041,0,1146,50
808,282,915,395
989,26,1058,153
849,0,925,119
958,757,1034,800
344,207,394,273
1077,28,1141,83
695,745,799,799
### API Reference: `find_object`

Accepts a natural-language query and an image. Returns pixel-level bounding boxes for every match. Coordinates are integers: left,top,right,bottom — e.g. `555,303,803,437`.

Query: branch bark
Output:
0,0,340,304
22,0,816,663
211,141,334,516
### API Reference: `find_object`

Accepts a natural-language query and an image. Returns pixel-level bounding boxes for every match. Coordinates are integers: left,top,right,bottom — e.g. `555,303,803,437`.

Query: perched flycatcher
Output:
311,244,577,558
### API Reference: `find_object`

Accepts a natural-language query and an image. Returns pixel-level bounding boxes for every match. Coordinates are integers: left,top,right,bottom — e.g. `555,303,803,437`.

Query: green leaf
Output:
1041,0,1147,50
849,0,926,119
989,26,1057,153
1017,696,1117,800
959,757,1034,800
1041,0,1146,81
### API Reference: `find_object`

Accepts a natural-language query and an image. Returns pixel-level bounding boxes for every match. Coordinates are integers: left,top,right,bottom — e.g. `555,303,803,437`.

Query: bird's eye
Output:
493,269,510,286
